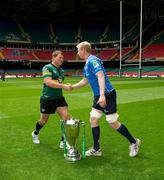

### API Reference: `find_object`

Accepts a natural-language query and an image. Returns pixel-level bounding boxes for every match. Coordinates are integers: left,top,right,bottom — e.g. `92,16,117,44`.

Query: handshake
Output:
62,83,74,91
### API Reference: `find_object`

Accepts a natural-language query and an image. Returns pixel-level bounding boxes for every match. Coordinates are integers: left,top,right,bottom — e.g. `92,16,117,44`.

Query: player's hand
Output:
71,84,76,90
62,84,73,91
97,94,106,108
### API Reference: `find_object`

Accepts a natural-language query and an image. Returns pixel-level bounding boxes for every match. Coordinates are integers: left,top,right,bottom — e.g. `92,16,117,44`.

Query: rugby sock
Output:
34,122,43,135
92,126,100,151
117,124,136,144
61,136,64,141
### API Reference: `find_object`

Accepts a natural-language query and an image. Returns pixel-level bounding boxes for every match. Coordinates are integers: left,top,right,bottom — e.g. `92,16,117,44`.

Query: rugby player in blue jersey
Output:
72,41,141,157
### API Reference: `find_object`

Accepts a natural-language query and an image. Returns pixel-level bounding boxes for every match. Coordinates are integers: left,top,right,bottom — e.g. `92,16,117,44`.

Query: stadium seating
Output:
0,18,153,44
62,50,76,61
127,31,164,62
0,18,162,46
97,47,132,60
33,50,52,61
99,49,117,60
116,47,133,58
105,25,120,42
1,48,35,60
32,50,76,61
0,19,25,42
0,18,163,63
19,20,52,44
142,44,164,59
81,22,106,42
153,31,164,44
52,22,78,43
0,48,77,61
0,47,135,61
101,23,140,42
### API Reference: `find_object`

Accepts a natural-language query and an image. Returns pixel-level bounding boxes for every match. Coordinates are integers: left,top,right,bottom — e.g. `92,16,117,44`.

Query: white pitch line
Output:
0,112,9,119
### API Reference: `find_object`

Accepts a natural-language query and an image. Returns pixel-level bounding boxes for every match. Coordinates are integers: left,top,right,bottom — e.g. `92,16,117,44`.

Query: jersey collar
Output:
86,54,92,64
51,63,60,70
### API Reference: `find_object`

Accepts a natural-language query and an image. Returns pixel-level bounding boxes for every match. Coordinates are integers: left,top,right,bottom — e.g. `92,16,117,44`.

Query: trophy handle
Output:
60,120,67,157
81,121,86,159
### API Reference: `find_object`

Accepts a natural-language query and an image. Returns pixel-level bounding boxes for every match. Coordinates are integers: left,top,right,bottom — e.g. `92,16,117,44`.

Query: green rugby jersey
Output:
41,63,64,100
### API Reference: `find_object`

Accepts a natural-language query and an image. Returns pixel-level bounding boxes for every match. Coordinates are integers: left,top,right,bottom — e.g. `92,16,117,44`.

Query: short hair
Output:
76,41,91,53
52,50,63,57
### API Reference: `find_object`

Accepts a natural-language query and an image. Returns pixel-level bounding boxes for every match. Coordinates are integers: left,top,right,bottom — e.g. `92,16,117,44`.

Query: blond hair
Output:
76,41,91,53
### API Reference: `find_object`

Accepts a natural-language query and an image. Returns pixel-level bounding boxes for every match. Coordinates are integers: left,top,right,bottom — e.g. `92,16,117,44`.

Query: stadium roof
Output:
0,0,163,21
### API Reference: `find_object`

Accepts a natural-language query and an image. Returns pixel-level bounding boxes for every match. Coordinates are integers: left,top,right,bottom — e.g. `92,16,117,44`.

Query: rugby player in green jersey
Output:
32,50,72,147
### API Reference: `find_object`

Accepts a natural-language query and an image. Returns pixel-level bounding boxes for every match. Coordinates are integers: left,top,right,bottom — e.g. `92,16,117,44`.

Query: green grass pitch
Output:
0,77,164,180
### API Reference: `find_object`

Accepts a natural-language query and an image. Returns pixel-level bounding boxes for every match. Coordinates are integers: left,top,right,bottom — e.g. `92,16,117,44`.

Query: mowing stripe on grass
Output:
0,112,9,119
118,86,164,104
112,79,164,85
1,86,164,118
66,86,164,109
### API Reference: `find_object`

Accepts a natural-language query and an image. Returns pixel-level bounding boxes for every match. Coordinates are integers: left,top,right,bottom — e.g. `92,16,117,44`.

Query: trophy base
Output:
65,153,81,162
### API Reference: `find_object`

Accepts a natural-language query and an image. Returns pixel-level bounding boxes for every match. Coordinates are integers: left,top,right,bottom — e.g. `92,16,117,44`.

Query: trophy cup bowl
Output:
63,119,81,162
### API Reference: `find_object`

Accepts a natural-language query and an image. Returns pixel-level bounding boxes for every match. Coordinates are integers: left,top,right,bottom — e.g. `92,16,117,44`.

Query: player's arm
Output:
44,77,72,91
96,71,106,107
96,71,105,96
72,78,88,89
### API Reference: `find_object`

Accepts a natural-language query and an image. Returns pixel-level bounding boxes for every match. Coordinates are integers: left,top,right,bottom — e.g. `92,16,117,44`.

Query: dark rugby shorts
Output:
40,96,68,114
93,90,117,115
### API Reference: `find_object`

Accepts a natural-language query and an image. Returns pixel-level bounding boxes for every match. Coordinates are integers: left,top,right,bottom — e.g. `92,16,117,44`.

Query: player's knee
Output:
110,121,121,129
39,119,47,126
106,113,119,125
62,114,70,121
61,111,70,121
39,114,49,125
90,109,102,119
90,117,99,127
90,109,102,127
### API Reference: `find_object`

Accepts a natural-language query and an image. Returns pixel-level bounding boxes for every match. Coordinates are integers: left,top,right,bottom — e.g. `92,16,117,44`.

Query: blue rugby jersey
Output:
83,54,114,96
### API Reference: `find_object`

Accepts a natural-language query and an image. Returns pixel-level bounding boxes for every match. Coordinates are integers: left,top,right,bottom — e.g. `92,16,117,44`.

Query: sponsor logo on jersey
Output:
92,60,99,68
58,78,63,83
104,109,109,113
43,71,52,75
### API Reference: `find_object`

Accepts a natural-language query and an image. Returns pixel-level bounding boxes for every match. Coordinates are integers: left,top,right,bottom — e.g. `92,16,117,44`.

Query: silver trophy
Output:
61,118,86,162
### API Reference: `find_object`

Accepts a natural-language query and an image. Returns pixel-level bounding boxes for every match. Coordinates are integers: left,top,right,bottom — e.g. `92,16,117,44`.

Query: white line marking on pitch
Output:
0,112,9,119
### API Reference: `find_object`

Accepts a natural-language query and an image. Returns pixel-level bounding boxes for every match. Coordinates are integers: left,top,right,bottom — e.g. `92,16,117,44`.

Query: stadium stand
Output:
99,48,118,60
126,31,164,63
0,18,159,46
105,25,120,42
154,31,164,43
101,22,141,43
1,48,35,61
81,22,106,42
0,17,163,78
52,22,78,43
0,18,132,44
62,50,76,61
19,20,52,44
32,50,51,61
0,47,135,62
142,44,164,59
0,19,25,42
